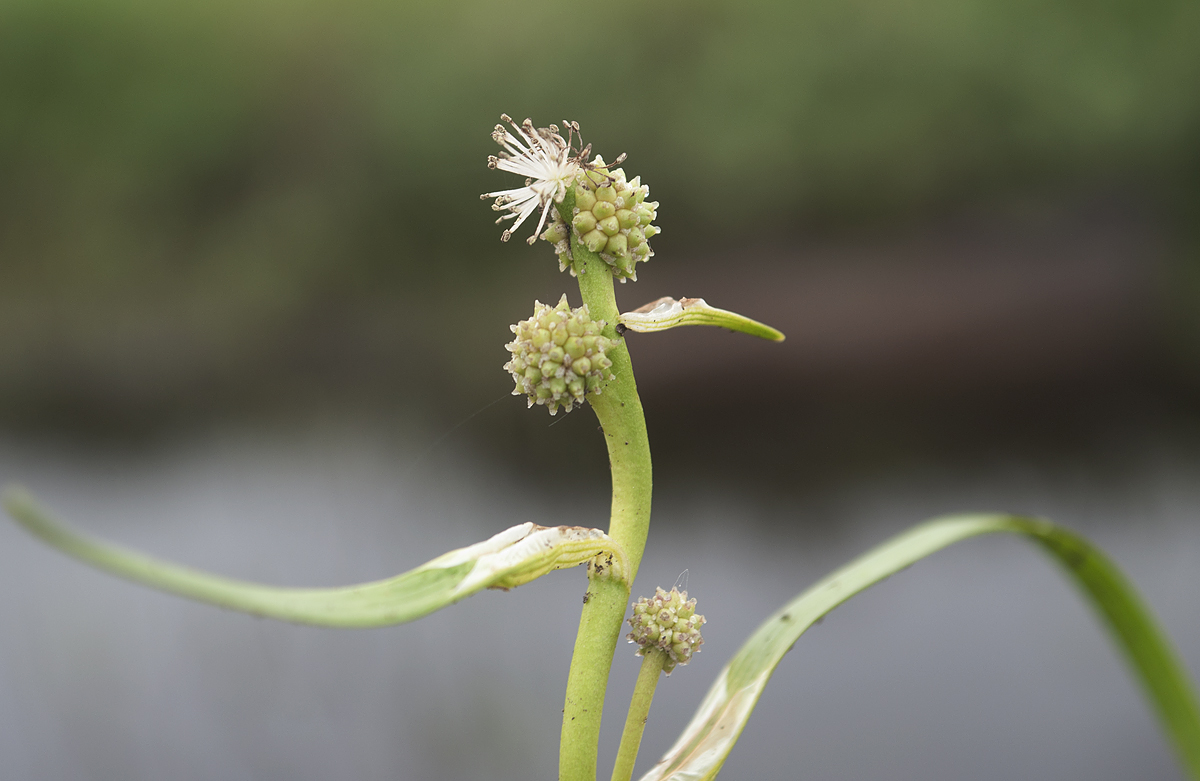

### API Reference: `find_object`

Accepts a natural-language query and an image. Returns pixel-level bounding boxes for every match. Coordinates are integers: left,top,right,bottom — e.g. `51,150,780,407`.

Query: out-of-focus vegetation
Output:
2,0,1198,436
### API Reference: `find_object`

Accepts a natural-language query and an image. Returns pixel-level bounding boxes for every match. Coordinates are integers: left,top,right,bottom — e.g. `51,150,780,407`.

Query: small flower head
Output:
483,115,586,245
555,156,659,281
627,587,705,674
504,295,616,416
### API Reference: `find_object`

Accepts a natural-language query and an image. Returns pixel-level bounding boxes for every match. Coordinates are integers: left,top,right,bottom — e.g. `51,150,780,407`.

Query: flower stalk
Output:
558,188,654,781
610,648,669,781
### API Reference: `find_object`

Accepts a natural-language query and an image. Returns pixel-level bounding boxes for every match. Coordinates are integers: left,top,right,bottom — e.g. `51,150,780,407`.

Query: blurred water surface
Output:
1,424,1197,781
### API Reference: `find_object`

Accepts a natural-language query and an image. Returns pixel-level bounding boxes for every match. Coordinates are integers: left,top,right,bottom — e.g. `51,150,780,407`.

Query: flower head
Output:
627,587,706,674
563,157,658,281
483,115,586,245
504,295,616,416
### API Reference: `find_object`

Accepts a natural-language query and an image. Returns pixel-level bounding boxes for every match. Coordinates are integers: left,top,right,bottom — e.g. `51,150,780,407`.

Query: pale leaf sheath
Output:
639,514,1200,781
2,487,625,628
618,297,784,342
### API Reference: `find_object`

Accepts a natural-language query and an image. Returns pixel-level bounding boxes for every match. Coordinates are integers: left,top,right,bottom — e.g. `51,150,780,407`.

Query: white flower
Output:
482,115,584,245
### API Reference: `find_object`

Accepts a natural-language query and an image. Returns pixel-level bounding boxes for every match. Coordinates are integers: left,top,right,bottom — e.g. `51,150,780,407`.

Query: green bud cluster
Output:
504,295,616,416
627,587,705,674
542,156,659,281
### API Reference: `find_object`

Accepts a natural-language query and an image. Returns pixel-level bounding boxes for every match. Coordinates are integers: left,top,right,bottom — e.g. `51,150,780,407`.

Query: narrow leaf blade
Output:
639,514,1200,781
3,486,625,628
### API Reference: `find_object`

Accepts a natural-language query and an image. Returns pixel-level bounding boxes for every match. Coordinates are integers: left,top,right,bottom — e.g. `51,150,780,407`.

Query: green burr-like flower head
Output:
542,155,660,281
627,586,706,674
504,295,617,416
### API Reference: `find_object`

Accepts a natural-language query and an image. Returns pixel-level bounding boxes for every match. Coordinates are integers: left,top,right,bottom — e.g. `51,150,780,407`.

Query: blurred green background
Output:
2,0,1199,481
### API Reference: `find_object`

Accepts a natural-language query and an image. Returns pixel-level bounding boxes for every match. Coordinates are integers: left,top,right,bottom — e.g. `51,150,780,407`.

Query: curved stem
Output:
611,649,667,781
559,194,654,781
577,252,653,576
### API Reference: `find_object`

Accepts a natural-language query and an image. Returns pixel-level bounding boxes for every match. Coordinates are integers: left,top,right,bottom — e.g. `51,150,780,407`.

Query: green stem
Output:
611,649,667,781
559,195,654,781
577,253,653,574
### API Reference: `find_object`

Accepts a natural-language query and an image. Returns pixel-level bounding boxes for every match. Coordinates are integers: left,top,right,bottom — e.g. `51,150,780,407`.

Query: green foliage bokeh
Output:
1,0,1197,428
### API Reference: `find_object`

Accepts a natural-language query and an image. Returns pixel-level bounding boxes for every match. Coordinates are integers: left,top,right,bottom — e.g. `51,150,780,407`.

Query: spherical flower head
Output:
557,156,660,282
504,295,617,416
482,115,585,245
627,587,706,674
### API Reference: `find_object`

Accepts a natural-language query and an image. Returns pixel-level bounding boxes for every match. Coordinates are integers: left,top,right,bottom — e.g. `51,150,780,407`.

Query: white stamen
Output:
483,115,585,244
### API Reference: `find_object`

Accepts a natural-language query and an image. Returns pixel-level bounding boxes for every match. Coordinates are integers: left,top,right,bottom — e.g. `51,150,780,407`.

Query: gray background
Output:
2,426,1196,780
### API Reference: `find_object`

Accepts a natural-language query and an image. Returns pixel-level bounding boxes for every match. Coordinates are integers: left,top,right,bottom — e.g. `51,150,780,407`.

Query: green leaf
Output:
639,514,1200,781
2,486,626,628
618,297,785,342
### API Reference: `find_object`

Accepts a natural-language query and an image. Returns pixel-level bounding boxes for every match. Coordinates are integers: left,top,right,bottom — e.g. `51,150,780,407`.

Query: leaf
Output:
618,297,785,342
638,514,1200,781
2,486,626,628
